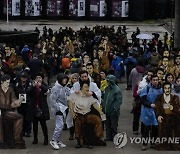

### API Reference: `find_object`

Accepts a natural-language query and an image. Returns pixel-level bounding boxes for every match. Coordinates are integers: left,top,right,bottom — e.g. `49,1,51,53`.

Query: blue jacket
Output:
111,56,123,71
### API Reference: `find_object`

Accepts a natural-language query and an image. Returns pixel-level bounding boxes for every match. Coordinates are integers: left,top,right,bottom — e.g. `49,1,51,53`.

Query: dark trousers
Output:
133,112,141,132
142,124,157,145
69,126,74,136
105,114,119,140
18,106,32,134
33,117,48,139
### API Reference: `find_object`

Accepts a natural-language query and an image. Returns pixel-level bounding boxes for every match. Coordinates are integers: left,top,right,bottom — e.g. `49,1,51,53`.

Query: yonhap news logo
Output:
113,132,180,148
113,132,128,148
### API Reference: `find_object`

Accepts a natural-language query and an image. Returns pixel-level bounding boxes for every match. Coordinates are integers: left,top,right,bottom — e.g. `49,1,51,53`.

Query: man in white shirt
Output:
70,70,101,103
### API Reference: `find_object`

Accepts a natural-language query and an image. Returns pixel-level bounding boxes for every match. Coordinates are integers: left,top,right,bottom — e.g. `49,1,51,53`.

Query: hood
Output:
136,66,145,73
57,73,69,86
106,75,116,85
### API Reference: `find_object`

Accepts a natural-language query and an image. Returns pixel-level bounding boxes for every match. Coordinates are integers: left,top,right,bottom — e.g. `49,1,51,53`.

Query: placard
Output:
19,94,27,104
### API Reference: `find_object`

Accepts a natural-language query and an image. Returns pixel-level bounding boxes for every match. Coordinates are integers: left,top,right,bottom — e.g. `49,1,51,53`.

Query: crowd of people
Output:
0,24,179,151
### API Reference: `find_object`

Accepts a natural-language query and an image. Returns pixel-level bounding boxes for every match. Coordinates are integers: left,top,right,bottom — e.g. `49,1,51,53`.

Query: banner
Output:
90,0,99,17
112,0,122,17
12,0,20,16
69,0,78,17
47,0,63,16
121,1,129,17
99,0,106,17
78,0,85,17
25,0,42,16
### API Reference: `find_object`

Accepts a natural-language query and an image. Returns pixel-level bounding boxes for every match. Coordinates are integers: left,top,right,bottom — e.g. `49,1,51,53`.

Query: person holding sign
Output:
14,71,33,137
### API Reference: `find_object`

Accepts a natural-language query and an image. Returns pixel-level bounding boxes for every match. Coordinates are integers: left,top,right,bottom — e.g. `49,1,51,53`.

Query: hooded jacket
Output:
128,66,145,91
102,75,122,116
50,73,70,116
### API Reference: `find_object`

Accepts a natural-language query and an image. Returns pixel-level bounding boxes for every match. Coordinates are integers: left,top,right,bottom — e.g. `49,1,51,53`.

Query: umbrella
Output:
136,33,154,40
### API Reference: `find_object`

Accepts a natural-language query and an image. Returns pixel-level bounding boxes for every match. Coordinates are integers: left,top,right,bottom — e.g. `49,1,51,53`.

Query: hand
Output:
37,82,41,87
85,91,93,97
158,116,163,123
169,105,173,110
75,91,81,94
151,104,156,108
32,80,37,87
72,112,77,119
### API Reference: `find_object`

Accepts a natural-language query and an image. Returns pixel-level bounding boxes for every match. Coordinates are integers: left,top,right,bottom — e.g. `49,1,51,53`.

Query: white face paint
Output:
1,79,10,89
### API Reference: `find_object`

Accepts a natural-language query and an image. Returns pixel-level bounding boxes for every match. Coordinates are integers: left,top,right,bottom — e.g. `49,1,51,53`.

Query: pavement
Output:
0,20,177,154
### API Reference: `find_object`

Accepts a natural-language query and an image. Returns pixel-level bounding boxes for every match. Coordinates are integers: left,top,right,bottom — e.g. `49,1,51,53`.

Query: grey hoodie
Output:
50,81,70,115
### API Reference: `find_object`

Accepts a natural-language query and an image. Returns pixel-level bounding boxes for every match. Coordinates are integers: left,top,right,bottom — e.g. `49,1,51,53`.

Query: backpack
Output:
61,57,70,70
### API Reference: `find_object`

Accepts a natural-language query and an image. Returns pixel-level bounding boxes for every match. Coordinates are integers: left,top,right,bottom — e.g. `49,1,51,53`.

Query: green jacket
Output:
102,75,122,116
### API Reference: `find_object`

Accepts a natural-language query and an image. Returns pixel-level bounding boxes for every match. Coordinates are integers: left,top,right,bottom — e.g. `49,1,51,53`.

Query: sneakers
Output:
50,140,66,150
50,141,59,150
57,141,66,148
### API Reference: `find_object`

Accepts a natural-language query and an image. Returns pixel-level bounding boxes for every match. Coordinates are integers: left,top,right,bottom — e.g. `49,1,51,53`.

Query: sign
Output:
19,94,27,104
25,0,42,16
121,1,129,17
12,0,20,16
90,0,99,17
99,0,106,17
69,0,78,17
112,0,122,17
47,0,63,16
78,0,85,17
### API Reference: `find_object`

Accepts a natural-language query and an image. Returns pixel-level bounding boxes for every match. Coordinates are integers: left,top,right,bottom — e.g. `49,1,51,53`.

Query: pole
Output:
6,0,9,23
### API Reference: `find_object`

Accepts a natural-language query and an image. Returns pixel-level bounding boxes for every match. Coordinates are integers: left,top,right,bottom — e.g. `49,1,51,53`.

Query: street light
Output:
6,0,9,23
171,0,174,33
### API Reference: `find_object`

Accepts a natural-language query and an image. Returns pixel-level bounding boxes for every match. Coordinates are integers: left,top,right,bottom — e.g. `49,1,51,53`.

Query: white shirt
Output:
67,93,98,115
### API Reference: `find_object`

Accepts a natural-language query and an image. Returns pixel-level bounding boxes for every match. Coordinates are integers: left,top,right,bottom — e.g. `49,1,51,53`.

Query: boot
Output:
32,138,38,144
43,137,48,145
75,140,83,148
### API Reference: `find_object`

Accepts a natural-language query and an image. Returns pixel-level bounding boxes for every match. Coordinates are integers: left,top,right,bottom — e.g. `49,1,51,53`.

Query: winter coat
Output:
111,56,123,71
14,80,33,120
26,82,50,121
102,75,122,116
